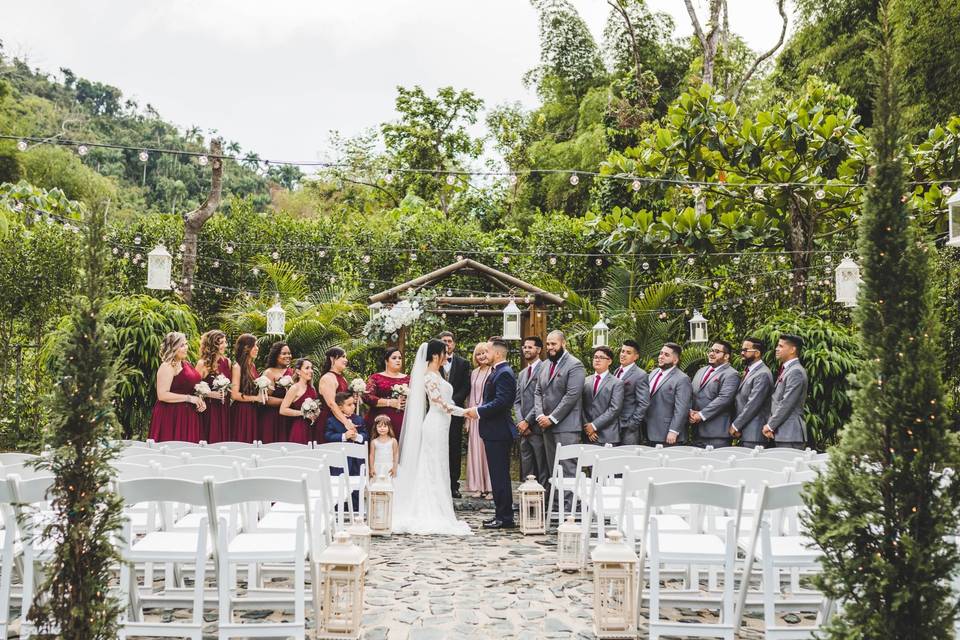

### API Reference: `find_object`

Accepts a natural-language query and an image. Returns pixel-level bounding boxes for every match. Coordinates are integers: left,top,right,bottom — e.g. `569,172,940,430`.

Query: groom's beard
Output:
548,347,565,363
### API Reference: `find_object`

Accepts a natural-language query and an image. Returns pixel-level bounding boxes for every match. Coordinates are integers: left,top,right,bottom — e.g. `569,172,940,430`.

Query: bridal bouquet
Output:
211,373,231,403
254,375,272,403
391,383,409,399
362,296,426,343
276,374,294,389
300,398,321,422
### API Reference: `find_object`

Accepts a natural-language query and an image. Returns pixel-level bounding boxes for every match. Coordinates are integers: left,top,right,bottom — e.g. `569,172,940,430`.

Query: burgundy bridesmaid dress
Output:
287,385,319,445
149,362,203,443
259,368,293,444
363,372,410,442
314,373,348,445
203,357,232,444
231,365,260,444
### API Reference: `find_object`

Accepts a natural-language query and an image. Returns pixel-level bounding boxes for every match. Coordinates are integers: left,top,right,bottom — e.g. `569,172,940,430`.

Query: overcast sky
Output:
3,1,793,165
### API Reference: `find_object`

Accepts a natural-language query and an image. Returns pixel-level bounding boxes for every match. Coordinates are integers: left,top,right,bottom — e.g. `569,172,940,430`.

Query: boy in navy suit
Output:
325,392,368,511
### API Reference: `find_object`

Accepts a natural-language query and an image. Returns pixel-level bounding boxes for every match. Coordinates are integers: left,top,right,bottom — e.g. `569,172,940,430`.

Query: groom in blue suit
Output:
465,339,518,529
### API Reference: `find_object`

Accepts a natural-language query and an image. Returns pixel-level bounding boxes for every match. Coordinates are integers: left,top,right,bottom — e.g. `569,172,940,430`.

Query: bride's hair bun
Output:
425,339,446,362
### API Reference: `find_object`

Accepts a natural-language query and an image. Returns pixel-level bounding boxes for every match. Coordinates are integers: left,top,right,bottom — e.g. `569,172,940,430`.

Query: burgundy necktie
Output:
699,366,715,390
527,366,532,381
776,366,785,384
549,361,557,378
742,365,751,380
593,375,601,396
651,369,664,394
615,367,623,378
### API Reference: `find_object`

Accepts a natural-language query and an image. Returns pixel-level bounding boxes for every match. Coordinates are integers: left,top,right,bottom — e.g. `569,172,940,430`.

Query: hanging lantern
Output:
344,518,372,557
592,319,609,348
591,529,638,639
146,244,172,290
688,310,708,344
947,191,960,247
557,516,584,571
502,300,522,341
367,475,393,535
368,302,383,321
518,475,545,535
266,299,286,335
834,256,861,307
316,531,367,640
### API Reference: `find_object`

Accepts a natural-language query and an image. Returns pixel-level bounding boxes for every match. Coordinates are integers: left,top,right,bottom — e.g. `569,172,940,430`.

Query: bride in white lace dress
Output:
392,340,472,535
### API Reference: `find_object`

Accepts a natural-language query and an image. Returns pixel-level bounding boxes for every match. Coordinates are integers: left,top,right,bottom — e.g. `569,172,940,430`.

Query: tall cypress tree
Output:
27,204,125,639
804,5,960,638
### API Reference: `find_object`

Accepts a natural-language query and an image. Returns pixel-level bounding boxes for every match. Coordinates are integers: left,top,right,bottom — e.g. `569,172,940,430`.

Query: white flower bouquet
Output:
301,397,321,422
194,381,211,397
391,383,409,399
254,375,272,403
277,374,294,389
350,378,367,394
211,373,231,403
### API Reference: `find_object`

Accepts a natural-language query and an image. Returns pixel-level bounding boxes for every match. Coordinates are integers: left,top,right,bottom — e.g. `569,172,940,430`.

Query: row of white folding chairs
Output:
622,479,831,640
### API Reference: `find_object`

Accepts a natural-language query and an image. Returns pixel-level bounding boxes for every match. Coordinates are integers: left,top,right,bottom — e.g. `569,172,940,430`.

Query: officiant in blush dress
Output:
363,347,410,444
464,342,493,498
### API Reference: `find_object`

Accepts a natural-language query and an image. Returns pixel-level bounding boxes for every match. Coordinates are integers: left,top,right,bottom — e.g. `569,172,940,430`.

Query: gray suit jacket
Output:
692,363,739,439
768,361,808,443
533,351,586,434
514,360,544,433
645,367,693,443
733,362,773,442
616,365,649,439
582,373,624,445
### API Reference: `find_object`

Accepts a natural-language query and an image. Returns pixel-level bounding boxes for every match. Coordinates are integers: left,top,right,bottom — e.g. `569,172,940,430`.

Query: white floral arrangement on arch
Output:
362,295,427,343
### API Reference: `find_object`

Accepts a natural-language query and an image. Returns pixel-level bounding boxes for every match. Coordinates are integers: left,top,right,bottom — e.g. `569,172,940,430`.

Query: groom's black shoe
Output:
451,489,462,499
482,519,517,530
482,517,498,526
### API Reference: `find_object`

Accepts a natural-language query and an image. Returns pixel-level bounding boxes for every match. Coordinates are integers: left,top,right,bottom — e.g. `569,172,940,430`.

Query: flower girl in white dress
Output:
369,415,398,478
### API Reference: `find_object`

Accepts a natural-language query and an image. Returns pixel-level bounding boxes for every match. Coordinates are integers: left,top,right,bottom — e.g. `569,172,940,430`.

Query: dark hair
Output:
779,334,804,351
593,345,615,361
334,391,354,406
266,341,290,369
426,339,447,362
233,333,258,395
437,330,455,341
714,340,733,356
663,342,683,357
292,358,312,383
321,347,346,375
489,339,509,356
621,339,640,352
373,414,396,438
744,336,765,354
380,346,402,371
522,336,543,349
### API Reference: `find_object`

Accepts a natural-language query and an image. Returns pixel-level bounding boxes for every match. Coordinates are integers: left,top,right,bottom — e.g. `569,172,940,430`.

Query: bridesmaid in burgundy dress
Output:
259,341,294,444
196,330,232,444
230,333,261,444
281,358,318,444
149,331,205,442
363,346,410,443
316,347,351,445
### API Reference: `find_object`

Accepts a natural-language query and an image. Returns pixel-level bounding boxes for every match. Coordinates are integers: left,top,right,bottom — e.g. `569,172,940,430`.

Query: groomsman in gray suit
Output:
763,334,809,449
533,330,586,507
613,340,649,445
730,337,774,449
645,343,693,445
515,336,549,487
581,346,624,445
689,340,740,448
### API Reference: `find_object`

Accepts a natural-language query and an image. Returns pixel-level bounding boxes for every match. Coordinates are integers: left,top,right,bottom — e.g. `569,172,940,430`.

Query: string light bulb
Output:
753,186,764,199
815,188,826,200
569,173,580,186
446,174,456,186
138,150,149,163
691,185,702,197
77,144,89,156
942,185,953,196
16,139,28,151
197,155,209,166
632,180,642,191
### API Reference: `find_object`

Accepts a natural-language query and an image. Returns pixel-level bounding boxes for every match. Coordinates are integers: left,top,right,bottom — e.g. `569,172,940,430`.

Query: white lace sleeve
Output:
425,373,465,416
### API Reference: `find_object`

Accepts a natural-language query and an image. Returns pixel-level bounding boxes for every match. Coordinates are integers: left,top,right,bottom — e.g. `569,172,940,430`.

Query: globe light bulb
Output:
569,173,580,186
138,151,149,163
197,155,209,166
17,140,28,151
632,180,642,191
77,144,89,156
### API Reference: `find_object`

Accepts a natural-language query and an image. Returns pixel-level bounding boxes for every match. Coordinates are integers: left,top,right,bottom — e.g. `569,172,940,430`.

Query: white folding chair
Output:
758,448,813,461
210,442,258,450
117,478,211,640
7,474,55,639
243,466,334,549
205,477,314,639
0,454,38,467
314,442,368,518
731,457,796,473
638,480,746,640
122,453,191,468
240,447,285,460
115,439,152,450
735,482,831,639
704,447,757,460
665,457,715,471
0,478,22,640
617,467,704,548
258,442,312,452
260,455,350,529
656,445,704,457
546,443,601,522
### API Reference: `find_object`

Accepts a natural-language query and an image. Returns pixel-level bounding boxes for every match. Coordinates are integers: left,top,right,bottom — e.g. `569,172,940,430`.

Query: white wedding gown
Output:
392,362,472,536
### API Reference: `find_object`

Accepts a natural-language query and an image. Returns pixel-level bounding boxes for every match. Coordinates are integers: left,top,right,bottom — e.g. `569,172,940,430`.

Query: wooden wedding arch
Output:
368,258,565,351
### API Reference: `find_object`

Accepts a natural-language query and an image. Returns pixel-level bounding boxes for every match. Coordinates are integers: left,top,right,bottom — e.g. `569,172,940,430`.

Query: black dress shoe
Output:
451,489,462,499
482,517,498,526
482,520,517,530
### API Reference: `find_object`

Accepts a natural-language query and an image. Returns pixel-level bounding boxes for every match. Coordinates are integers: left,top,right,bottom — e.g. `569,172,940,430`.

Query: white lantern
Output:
688,309,708,344
502,300,522,341
592,319,609,348
518,475,545,534
834,256,861,307
266,299,286,335
946,191,960,247
367,475,393,535
591,529,638,639
557,516,584,571
368,302,383,321
316,531,367,640
344,518,372,556
146,244,172,290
